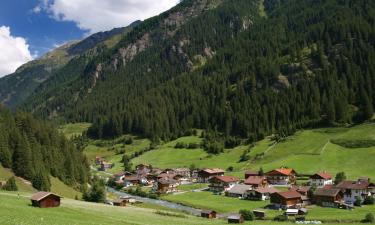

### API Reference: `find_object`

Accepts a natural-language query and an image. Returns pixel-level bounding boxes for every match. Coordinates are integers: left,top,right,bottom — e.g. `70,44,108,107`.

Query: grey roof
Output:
314,188,342,197
228,214,242,220
226,184,252,195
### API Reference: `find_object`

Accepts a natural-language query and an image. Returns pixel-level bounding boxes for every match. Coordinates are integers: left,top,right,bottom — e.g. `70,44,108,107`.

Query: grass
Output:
50,176,82,199
177,183,209,191
0,166,35,193
58,122,91,139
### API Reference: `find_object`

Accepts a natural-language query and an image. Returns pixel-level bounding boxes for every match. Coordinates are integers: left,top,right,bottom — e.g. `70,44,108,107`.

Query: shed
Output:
253,209,266,219
201,210,217,219
112,198,128,207
30,192,62,208
227,214,244,224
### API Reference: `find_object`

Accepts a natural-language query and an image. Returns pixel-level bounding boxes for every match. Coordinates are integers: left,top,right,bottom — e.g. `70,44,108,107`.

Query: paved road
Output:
107,187,202,216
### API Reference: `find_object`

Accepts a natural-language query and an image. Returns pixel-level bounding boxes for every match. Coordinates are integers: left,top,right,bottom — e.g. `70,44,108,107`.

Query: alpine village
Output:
1,0,375,225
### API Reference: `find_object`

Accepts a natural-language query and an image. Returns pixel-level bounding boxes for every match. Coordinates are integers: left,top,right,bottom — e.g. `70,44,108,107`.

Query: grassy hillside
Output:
0,192,365,225
0,166,35,193
133,122,375,180
58,123,91,139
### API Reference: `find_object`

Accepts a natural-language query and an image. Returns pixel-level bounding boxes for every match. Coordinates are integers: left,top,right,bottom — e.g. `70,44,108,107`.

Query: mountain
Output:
0,105,89,191
0,24,138,109
6,0,375,142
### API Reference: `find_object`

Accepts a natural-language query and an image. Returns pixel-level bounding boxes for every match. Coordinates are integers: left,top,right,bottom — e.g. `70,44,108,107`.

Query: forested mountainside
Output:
20,0,375,141
0,25,137,109
0,105,89,191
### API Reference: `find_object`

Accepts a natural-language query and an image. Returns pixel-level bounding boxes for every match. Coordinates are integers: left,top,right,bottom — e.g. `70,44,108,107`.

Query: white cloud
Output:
38,0,179,34
0,26,33,77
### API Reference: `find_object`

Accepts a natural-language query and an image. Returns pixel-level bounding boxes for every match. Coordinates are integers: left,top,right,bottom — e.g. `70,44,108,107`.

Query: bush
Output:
203,141,224,154
363,213,375,223
364,196,375,205
239,209,254,221
175,142,187,149
3,177,18,191
224,136,241,148
274,215,288,222
227,166,234,172
355,196,363,207
187,143,200,149
124,137,133,145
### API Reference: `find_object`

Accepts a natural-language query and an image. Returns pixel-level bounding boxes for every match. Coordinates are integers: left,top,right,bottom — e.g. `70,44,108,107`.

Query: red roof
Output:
274,190,302,199
211,175,239,183
244,176,266,185
266,168,296,176
311,172,332,180
202,168,225,174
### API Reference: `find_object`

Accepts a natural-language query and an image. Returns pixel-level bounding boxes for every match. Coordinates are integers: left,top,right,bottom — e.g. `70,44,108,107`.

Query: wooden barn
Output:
112,198,128,207
201,210,217,219
227,214,244,224
270,190,302,209
30,192,62,208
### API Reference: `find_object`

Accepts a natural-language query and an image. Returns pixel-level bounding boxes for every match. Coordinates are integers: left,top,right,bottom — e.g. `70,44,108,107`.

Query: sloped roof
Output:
244,176,266,185
336,180,373,190
245,170,259,175
274,190,302,199
30,192,62,201
311,172,332,180
201,168,225,174
266,168,296,176
201,209,216,214
228,214,242,220
211,175,239,183
254,186,280,194
226,184,252,194
158,179,178,185
314,188,342,197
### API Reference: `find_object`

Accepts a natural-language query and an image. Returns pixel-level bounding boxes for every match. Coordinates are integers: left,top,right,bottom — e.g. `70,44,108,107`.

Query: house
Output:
95,156,105,165
30,192,62,208
244,176,268,188
208,176,239,193
227,214,244,224
265,168,297,185
225,184,252,198
112,198,128,207
113,171,132,181
336,179,375,205
99,161,114,171
270,190,303,209
198,168,225,183
155,179,178,194
253,210,266,219
289,186,311,196
201,210,217,219
245,170,259,179
123,175,141,187
309,172,333,188
135,164,152,177
246,186,280,201
170,168,191,178
314,188,344,208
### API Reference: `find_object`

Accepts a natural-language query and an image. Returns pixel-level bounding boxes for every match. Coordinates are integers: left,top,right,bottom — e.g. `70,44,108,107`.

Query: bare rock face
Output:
118,33,151,66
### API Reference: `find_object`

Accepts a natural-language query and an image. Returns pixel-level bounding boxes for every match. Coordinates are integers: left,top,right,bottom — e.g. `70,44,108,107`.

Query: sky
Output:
0,0,179,77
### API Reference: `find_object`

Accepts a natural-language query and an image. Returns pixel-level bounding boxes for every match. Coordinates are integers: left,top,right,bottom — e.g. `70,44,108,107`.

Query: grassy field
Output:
0,192,366,225
58,122,91,139
0,166,35,193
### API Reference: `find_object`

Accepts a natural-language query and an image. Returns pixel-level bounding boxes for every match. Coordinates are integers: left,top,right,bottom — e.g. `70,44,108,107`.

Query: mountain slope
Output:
0,24,137,109
17,0,375,142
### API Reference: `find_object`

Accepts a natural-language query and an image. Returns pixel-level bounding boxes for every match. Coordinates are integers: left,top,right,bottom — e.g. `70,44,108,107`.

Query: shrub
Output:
124,137,133,145
187,143,199,149
364,196,375,205
364,213,375,223
227,166,234,172
274,215,288,222
239,209,255,221
175,142,187,149
3,177,18,191
354,196,363,207
224,136,241,148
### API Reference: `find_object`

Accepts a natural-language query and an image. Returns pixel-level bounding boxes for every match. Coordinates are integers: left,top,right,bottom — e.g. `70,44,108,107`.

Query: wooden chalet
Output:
246,186,280,201
208,175,239,193
265,168,297,185
201,210,217,219
225,184,252,198
198,168,225,183
270,190,302,209
289,186,311,196
30,192,62,208
244,170,259,179
227,214,244,224
244,176,268,188
155,179,178,194
309,172,333,188
314,188,344,208
99,161,114,171
336,179,375,205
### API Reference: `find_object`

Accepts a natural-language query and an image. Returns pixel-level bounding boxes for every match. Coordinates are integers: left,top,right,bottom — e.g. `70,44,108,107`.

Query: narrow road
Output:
107,187,202,216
